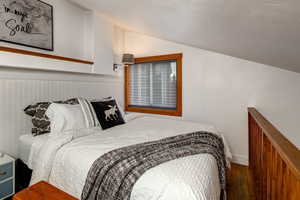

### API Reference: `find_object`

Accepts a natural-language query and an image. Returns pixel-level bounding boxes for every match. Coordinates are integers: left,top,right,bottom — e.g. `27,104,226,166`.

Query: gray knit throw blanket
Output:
81,131,227,200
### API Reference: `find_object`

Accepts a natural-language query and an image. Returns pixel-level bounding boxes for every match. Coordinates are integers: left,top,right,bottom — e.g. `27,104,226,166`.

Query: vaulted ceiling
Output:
70,0,300,73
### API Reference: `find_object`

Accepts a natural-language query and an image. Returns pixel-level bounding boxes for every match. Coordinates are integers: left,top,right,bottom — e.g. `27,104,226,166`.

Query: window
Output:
125,53,182,116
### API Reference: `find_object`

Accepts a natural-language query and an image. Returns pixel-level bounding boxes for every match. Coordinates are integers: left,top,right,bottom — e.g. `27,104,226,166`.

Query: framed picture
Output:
0,0,53,51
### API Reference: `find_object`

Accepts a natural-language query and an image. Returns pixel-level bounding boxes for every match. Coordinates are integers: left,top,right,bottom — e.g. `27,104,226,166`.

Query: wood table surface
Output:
13,181,78,200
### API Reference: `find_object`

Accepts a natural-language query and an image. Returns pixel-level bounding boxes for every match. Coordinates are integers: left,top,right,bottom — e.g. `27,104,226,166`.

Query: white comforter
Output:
29,115,232,200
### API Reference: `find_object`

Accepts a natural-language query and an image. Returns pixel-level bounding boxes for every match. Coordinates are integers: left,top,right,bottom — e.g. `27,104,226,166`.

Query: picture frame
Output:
0,0,54,51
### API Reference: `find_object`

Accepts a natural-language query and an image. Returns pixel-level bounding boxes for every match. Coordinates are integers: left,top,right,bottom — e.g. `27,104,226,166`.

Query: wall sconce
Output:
113,53,135,72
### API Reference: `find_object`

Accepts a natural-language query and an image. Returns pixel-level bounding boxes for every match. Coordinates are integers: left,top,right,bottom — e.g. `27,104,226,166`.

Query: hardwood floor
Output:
227,163,255,200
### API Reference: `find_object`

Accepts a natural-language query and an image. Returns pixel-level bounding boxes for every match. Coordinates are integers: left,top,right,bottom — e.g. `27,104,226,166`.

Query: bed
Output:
26,114,232,200
18,134,50,166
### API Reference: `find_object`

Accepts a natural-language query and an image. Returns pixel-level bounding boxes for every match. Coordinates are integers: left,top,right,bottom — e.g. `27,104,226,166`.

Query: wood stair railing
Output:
248,108,300,200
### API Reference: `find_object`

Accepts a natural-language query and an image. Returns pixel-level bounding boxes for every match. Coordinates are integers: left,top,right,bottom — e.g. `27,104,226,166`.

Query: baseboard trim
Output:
232,154,249,166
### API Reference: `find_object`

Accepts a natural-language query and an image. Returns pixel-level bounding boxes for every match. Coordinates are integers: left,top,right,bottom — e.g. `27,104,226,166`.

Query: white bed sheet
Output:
30,115,232,200
18,134,49,166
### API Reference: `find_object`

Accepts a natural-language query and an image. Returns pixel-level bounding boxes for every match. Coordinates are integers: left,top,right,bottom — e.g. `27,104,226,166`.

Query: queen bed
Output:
23,113,231,200
18,134,50,166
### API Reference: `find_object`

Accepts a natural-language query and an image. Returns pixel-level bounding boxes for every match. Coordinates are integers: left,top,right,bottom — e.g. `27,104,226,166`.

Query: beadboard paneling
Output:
0,70,123,158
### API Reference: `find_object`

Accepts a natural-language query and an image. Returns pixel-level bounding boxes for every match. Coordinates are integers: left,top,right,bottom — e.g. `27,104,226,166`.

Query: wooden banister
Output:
0,46,94,65
248,107,300,199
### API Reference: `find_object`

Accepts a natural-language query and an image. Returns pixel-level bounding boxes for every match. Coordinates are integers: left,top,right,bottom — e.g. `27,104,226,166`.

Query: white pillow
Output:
124,113,144,122
46,103,87,135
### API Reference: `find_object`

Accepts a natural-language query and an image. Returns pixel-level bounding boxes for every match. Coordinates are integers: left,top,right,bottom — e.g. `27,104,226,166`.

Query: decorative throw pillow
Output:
91,97,126,120
91,99,125,130
24,98,79,136
31,102,52,136
24,102,50,117
77,98,100,128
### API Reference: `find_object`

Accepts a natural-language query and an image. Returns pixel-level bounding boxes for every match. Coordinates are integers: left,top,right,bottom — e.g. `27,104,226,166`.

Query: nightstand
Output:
0,155,15,200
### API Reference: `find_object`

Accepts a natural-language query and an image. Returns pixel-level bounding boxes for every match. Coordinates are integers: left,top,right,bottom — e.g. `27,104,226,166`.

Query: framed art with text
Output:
0,0,53,51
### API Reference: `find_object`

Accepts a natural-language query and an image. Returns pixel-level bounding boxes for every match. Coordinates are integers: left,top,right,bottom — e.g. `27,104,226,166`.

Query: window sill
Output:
125,106,182,117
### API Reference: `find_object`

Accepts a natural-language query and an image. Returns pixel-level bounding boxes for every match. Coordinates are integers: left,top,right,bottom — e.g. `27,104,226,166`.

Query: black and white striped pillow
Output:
78,98,100,128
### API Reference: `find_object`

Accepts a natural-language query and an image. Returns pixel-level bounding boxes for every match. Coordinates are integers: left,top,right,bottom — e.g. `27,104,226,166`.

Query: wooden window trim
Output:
125,53,182,116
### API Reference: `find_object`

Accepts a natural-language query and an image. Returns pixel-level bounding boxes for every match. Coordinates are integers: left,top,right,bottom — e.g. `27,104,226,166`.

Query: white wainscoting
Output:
0,69,123,158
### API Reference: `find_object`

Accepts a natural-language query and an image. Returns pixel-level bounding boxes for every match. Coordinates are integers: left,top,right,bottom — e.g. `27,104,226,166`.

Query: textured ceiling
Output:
70,0,300,73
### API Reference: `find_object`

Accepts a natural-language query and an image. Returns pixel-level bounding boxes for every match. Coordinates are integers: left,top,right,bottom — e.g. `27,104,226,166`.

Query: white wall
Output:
124,31,300,165
92,13,114,75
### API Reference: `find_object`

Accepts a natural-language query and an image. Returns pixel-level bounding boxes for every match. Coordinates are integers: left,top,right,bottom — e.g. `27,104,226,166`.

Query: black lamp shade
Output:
122,54,135,64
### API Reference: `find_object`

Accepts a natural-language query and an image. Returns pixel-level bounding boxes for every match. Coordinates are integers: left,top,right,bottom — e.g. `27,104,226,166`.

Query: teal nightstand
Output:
0,155,15,200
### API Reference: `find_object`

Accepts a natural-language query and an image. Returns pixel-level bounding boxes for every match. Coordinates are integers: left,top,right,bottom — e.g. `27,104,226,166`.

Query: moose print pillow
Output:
91,99,125,130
